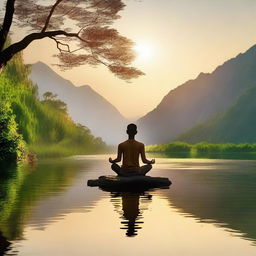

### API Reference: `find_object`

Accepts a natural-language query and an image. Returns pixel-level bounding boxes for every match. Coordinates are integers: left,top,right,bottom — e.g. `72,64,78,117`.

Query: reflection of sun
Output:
134,42,154,60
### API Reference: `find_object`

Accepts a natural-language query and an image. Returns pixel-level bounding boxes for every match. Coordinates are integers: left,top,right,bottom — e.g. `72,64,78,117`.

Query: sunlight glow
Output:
134,42,154,60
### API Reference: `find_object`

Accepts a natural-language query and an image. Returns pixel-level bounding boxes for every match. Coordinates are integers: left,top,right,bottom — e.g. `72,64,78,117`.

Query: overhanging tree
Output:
0,0,144,80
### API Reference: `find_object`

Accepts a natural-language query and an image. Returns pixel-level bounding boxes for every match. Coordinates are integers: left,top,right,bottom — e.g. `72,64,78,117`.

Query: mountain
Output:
137,45,256,144
0,51,106,161
30,62,128,145
177,85,256,143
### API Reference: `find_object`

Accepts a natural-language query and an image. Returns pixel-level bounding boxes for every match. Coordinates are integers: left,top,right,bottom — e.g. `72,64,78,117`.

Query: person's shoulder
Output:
134,140,144,147
118,140,129,147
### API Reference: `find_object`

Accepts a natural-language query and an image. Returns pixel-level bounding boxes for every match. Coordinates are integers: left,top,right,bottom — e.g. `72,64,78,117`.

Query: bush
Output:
165,142,191,153
0,102,26,162
146,142,191,153
146,141,256,157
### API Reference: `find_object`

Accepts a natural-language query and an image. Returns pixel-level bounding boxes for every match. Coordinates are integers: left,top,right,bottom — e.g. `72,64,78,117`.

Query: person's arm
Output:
109,144,122,163
140,144,155,164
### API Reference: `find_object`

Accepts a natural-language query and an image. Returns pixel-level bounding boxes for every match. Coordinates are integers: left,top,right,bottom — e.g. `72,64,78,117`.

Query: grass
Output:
29,139,108,158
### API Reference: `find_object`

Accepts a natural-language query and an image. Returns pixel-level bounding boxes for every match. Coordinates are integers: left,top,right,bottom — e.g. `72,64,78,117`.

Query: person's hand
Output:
109,157,114,163
150,159,155,164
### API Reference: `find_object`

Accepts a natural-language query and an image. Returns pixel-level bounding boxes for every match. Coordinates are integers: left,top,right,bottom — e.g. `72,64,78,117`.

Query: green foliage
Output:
193,142,256,153
147,142,191,153
0,102,26,162
193,142,222,154
0,50,106,161
41,91,67,113
177,86,256,143
146,141,256,159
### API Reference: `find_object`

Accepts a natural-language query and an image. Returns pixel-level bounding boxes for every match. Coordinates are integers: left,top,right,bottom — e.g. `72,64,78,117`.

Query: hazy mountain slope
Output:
30,62,128,144
177,85,256,143
137,45,256,144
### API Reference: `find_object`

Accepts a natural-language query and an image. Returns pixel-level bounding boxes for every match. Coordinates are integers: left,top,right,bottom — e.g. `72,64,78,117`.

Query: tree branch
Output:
50,36,71,53
0,30,79,66
41,0,63,32
0,0,16,51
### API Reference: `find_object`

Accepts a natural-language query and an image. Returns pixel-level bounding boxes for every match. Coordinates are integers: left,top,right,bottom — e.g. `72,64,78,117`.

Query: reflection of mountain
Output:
111,192,152,237
30,62,128,145
138,45,256,144
160,167,256,242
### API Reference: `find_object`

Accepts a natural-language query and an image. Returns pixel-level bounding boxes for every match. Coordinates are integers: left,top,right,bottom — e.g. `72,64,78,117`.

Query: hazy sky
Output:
4,0,256,119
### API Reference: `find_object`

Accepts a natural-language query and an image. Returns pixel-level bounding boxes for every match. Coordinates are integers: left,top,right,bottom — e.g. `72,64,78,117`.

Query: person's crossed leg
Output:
111,163,152,176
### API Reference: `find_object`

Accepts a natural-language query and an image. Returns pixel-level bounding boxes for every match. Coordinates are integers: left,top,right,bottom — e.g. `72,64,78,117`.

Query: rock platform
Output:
87,175,171,192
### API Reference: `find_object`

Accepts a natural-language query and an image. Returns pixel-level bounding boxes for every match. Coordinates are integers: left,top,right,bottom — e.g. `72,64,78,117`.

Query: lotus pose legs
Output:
111,162,152,176
109,123,155,176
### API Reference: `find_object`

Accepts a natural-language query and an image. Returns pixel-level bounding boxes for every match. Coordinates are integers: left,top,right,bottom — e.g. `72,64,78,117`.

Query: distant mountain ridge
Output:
137,45,256,144
30,62,128,144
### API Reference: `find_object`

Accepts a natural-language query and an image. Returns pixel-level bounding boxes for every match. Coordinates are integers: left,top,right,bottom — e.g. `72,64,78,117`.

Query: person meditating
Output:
109,123,155,176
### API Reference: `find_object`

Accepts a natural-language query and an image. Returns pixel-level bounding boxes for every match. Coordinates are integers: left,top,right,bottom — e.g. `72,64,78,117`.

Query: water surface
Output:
1,156,256,255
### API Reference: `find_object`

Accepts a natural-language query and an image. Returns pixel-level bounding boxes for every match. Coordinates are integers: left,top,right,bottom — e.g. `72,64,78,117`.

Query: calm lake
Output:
1,155,256,256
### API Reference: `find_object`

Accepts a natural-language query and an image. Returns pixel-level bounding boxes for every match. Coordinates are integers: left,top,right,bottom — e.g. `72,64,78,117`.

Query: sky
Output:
4,0,256,119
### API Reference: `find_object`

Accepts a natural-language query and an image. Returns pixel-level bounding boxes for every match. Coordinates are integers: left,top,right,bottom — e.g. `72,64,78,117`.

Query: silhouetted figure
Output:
109,124,155,176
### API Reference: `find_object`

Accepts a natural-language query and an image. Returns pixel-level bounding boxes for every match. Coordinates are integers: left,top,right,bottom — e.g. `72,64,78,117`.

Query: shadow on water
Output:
110,192,153,237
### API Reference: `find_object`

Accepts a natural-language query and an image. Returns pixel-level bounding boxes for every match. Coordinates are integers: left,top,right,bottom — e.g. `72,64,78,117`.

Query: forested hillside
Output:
0,51,106,161
138,45,256,144
30,62,128,145
177,86,256,143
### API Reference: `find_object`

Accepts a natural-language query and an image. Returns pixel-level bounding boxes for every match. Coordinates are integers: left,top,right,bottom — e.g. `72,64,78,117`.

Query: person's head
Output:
126,123,137,137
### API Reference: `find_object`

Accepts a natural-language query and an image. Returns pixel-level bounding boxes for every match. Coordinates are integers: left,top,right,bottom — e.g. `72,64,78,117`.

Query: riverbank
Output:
146,142,256,160
28,141,110,158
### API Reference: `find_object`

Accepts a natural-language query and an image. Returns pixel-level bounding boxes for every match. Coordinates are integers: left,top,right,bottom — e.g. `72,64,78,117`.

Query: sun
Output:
134,42,154,60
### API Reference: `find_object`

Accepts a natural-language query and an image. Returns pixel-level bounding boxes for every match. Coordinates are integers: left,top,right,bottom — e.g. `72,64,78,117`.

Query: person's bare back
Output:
109,124,155,176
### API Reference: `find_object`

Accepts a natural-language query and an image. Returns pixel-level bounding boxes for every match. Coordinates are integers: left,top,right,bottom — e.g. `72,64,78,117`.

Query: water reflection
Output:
0,158,100,256
156,158,256,244
0,163,20,256
1,156,256,255
110,192,152,237
0,231,11,256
